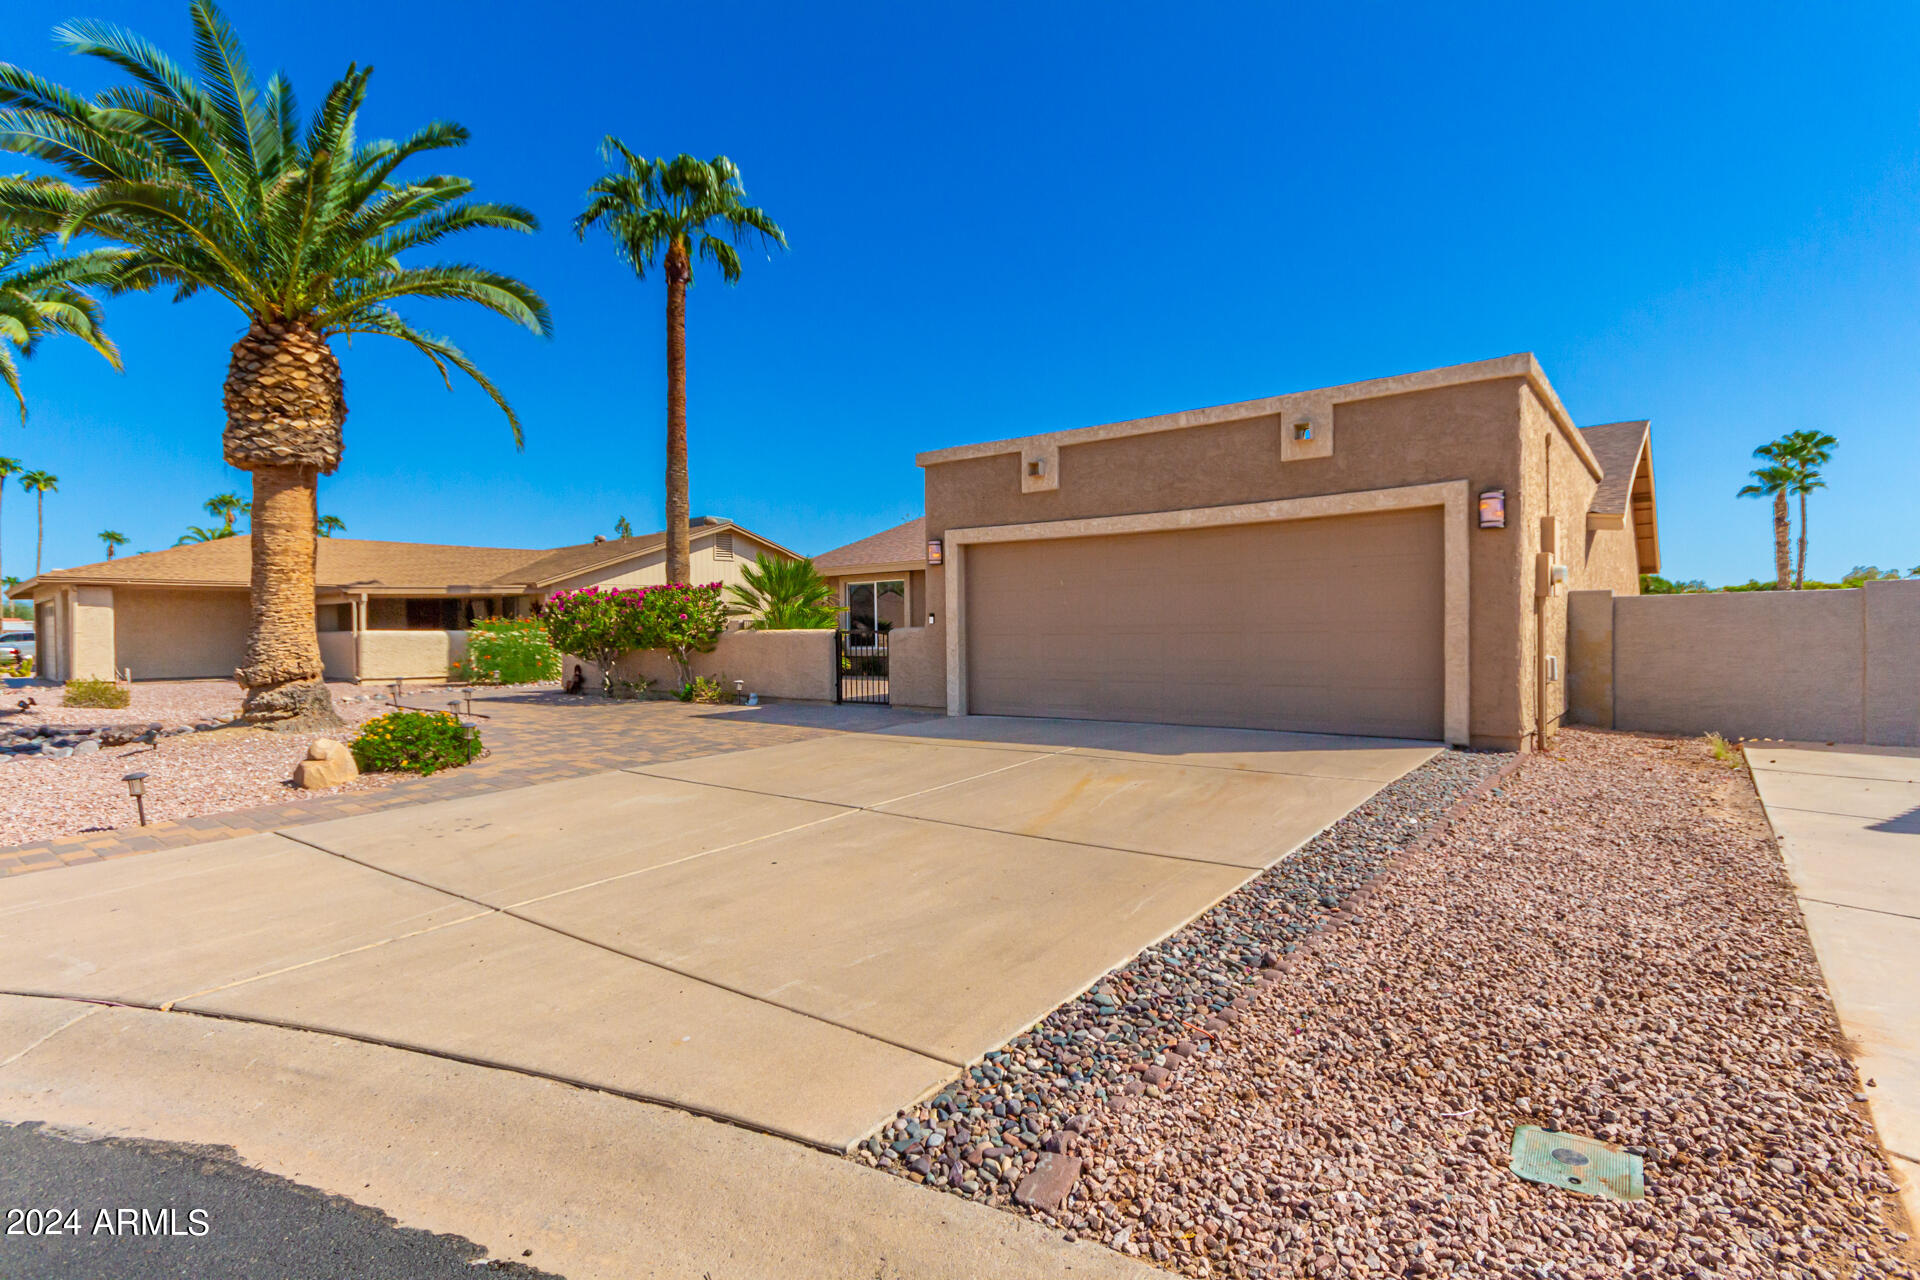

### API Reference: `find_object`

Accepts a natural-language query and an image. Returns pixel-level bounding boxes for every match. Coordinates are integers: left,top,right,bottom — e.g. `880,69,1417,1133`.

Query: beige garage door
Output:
964,508,1444,739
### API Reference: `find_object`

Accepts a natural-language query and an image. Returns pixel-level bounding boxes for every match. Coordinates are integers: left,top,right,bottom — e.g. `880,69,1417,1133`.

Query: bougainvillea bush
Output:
453,617,560,685
350,710,478,775
542,583,727,695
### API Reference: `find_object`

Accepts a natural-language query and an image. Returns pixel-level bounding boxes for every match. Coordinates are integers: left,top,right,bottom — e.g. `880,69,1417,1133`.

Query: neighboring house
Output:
13,517,796,684
910,354,1659,749
813,516,928,640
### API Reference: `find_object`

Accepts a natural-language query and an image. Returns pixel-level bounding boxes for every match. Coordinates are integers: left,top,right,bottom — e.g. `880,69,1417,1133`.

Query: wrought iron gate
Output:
835,629,890,705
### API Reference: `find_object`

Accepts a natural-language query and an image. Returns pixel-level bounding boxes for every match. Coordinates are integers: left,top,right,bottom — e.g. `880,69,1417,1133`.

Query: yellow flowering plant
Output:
349,710,477,776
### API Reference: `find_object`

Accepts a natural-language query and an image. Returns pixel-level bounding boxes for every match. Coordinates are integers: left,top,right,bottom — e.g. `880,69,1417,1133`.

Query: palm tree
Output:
0,195,122,422
316,514,345,538
613,515,632,539
576,142,784,585
1777,429,1837,589
0,455,19,591
97,528,126,559
204,492,247,532
1737,446,1794,590
18,468,55,574
0,2,550,727
175,524,235,544
725,552,837,629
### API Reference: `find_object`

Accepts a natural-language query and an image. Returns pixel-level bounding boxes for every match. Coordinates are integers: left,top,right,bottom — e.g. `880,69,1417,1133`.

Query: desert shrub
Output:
63,677,129,708
543,587,648,696
677,675,729,704
725,553,836,629
349,710,478,775
455,617,560,685
1703,731,1741,766
638,583,728,687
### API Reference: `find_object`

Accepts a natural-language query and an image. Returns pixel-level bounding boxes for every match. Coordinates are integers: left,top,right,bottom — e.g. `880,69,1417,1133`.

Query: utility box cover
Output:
1509,1125,1645,1202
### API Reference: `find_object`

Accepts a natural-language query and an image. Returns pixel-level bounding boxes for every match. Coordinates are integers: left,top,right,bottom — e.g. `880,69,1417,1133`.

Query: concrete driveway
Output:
1748,743,1920,1222
0,710,1435,1153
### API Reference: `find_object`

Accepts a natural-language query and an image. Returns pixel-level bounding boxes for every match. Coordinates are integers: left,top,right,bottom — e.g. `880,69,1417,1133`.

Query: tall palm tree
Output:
725,553,837,629
1737,445,1794,590
576,142,784,585
316,514,345,537
1777,429,1837,589
97,528,126,558
204,492,246,532
0,455,19,592
18,468,55,574
0,2,550,726
0,197,122,422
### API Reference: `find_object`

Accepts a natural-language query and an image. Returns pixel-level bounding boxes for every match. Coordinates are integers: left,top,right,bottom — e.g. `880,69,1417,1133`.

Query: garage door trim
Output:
942,480,1470,744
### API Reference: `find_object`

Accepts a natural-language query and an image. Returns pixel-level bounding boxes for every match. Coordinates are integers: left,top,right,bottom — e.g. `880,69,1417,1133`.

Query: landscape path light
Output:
121,771,149,826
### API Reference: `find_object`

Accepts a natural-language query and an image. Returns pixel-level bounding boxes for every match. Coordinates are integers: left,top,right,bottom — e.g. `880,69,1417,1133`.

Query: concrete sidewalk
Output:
0,994,1151,1280
1748,742,1920,1223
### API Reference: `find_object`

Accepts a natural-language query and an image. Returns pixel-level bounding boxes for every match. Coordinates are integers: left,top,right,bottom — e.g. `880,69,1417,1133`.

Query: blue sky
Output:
5,0,1918,585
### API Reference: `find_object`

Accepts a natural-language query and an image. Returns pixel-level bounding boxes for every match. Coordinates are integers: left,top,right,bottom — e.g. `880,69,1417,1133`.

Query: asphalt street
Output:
0,1122,560,1279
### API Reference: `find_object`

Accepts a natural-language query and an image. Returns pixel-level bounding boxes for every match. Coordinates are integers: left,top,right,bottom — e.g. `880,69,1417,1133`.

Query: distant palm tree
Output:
316,514,346,538
1737,445,1794,590
613,515,632,539
97,529,126,559
0,1,550,727
0,455,19,590
576,141,784,585
1777,429,1837,589
1,573,19,620
725,553,837,629
18,469,56,574
0,194,122,422
204,492,247,532
174,524,235,545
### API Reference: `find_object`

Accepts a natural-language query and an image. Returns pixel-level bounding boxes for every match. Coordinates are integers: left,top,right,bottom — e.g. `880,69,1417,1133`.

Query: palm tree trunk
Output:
664,238,691,586
1772,491,1790,590
223,317,347,729
1795,491,1809,589
34,495,43,576
239,464,336,725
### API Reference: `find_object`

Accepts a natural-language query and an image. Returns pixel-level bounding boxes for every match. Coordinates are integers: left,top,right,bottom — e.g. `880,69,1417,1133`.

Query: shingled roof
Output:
813,516,926,572
1578,420,1659,573
12,518,797,597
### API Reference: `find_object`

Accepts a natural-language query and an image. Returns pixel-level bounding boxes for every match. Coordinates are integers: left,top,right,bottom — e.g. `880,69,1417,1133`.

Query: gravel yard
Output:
861,730,1917,1278
0,680,394,847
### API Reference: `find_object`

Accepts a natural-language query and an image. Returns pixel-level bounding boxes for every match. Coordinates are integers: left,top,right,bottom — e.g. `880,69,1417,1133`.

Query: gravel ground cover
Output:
0,680,394,846
860,730,1917,1278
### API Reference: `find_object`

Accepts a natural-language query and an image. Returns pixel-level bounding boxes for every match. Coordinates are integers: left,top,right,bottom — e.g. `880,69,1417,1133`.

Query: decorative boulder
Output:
292,738,359,790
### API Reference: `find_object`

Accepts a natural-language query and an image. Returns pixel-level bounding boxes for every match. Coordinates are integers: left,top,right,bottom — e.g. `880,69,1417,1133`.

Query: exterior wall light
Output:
122,770,149,826
1478,489,1507,528
926,539,943,565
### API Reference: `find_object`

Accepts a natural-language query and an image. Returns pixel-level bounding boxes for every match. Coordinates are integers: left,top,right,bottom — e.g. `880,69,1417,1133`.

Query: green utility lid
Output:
1509,1125,1645,1202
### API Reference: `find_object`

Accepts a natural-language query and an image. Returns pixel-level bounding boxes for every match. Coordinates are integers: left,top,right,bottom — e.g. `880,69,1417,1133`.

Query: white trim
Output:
942,481,1472,745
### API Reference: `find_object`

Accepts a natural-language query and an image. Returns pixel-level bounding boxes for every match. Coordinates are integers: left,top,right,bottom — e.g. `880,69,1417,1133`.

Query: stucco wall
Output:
67,586,118,681
358,629,468,682
1565,589,1615,730
887,626,943,709
923,378,1557,749
575,628,838,702
1570,580,1920,746
112,586,250,680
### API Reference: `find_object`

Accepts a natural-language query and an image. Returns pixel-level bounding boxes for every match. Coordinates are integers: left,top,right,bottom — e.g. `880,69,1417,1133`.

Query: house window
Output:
405,598,463,630
843,580,906,639
714,530,733,560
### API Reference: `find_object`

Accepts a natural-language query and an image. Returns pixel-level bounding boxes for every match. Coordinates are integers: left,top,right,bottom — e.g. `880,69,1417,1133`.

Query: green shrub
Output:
63,677,129,708
676,675,729,704
454,617,559,685
349,710,478,776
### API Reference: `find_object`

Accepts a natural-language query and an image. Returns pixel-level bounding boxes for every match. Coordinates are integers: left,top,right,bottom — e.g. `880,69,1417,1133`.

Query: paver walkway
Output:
0,710,1438,1153
0,690,847,876
1748,742,1920,1224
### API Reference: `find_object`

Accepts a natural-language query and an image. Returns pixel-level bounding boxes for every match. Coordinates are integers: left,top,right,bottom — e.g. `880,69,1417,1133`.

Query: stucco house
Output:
857,353,1658,750
813,516,928,640
15,517,798,684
